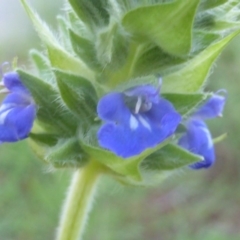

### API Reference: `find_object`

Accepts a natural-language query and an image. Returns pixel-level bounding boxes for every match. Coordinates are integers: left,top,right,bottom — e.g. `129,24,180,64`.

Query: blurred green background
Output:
0,1,240,239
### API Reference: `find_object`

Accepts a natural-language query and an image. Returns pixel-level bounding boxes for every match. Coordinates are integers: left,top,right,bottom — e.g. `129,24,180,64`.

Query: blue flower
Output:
97,81,181,158
194,89,226,119
178,90,227,169
178,119,215,169
0,72,36,142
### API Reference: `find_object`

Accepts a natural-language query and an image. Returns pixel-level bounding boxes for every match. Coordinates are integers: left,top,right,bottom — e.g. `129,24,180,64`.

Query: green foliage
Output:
19,0,240,186
45,138,88,168
200,0,229,10
17,70,78,134
21,0,95,81
69,0,110,29
30,50,54,82
55,70,98,121
122,0,200,56
69,29,100,69
142,144,203,171
3,2,240,235
163,31,240,93
80,132,170,183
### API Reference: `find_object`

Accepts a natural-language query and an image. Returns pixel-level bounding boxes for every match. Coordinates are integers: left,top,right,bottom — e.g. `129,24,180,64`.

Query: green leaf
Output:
57,16,73,52
122,0,200,56
20,0,94,81
162,92,208,116
192,31,220,54
196,1,240,30
30,50,55,83
69,29,99,69
195,16,240,33
28,138,48,163
46,46,94,80
141,143,203,171
132,44,186,77
162,30,240,93
135,143,202,185
54,70,97,121
29,132,58,147
211,21,240,32
96,24,117,66
45,138,88,168
96,23,130,70
17,69,78,134
79,130,170,182
68,0,110,29
67,9,89,37
200,0,229,10
109,143,202,186
80,143,142,182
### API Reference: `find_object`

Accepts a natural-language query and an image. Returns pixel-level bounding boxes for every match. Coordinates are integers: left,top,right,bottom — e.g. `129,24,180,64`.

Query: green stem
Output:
56,161,102,240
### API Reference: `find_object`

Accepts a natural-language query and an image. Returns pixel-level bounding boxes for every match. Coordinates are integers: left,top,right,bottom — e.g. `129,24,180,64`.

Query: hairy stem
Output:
56,161,102,240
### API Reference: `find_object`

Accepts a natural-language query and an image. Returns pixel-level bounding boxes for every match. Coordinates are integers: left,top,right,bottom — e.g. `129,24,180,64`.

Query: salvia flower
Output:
178,90,227,169
0,71,36,142
97,79,181,158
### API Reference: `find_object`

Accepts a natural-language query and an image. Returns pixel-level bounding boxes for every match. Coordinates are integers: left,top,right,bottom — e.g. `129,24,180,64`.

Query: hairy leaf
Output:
122,0,200,56
162,30,240,93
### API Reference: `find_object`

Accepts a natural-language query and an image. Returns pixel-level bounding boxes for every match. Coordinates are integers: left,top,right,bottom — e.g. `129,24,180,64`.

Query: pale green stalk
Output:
56,161,102,240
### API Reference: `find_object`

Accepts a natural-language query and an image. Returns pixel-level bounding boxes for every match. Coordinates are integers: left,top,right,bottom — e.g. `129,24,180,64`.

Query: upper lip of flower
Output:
0,73,34,105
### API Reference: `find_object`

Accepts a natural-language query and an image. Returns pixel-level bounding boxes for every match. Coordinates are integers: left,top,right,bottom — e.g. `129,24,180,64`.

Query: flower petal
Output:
0,92,36,142
98,123,146,158
3,72,29,94
142,98,178,125
97,84,181,158
194,90,226,119
98,110,181,158
178,119,215,169
144,111,181,147
2,92,31,106
0,104,36,142
97,92,131,123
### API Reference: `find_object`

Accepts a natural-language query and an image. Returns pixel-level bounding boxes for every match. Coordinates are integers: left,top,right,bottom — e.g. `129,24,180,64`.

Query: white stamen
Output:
155,76,162,93
130,115,139,130
138,116,151,131
135,97,142,114
158,76,162,88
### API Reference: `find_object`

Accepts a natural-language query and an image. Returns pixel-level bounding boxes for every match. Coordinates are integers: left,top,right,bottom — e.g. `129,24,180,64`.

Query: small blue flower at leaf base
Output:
97,79,181,158
194,89,227,119
178,90,227,170
0,71,36,142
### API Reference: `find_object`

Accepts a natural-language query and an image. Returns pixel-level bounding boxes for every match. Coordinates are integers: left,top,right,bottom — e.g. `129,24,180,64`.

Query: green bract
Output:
19,0,240,186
